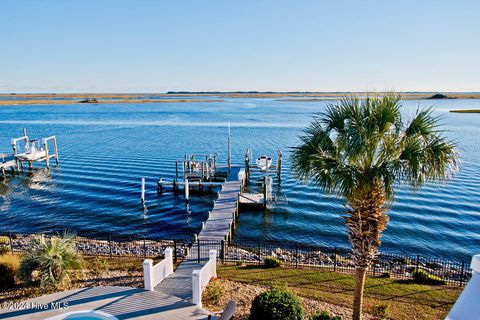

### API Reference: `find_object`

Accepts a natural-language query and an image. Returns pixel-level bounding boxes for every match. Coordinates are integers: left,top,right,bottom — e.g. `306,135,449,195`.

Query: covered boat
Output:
255,155,272,171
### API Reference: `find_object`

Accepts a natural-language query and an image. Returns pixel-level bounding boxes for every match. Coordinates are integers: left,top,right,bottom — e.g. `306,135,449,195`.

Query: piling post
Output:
141,177,146,205
227,122,231,171
263,176,267,208
157,178,163,194
277,149,282,182
44,140,50,169
53,136,59,165
175,161,179,178
185,178,189,203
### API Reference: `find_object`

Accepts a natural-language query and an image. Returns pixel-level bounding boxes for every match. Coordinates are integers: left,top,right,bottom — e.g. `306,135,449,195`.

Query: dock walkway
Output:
155,165,244,301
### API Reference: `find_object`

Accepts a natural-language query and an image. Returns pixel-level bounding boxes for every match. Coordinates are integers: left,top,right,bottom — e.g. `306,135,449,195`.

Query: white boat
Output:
255,155,272,171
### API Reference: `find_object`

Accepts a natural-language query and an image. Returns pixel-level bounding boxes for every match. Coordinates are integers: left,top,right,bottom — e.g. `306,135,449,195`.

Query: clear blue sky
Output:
1,0,479,93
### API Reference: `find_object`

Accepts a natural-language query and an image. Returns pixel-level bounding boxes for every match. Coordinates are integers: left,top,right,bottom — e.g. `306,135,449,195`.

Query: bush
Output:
250,288,303,320
412,269,446,285
90,257,109,276
264,256,282,268
0,236,10,254
365,303,389,319
310,311,342,320
203,278,225,305
0,236,10,245
19,233,81,288
0,254,20,289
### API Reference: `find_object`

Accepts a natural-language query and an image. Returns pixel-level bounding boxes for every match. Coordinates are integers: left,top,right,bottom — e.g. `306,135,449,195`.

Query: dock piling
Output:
185,178,189,203
141,177,146,205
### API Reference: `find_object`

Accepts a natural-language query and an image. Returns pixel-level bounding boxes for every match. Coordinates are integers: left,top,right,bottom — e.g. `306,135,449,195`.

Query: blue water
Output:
0,98,479,261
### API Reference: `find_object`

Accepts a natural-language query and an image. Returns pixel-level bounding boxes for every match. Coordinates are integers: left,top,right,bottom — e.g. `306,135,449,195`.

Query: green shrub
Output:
0,254,20,289
90,257,109,276
203,278,225,305
0,236,10,245
264,256,282,268
412,269,446,285
309,311,342,320
0,246,10,254
250,288,303,320
19,233,81,288
365,303,389,319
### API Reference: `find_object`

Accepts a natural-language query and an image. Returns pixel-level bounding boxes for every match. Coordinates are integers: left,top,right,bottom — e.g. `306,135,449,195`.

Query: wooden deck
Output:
197,166,243,242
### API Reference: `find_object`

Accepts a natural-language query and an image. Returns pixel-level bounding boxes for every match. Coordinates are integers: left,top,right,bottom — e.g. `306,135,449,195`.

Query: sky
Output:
0,0,479,93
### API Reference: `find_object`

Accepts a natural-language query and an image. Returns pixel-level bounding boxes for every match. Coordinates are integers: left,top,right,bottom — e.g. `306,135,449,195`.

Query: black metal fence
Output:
0,232,191,263
0,232,471,286
219,240,471,286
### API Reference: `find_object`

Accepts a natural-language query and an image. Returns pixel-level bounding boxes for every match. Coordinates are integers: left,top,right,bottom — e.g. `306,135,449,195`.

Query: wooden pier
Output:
197,165,244,243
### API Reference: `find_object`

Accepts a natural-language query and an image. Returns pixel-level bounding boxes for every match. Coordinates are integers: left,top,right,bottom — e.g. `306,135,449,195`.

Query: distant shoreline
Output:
0,98,221,106
450,109,480,113
1,92,480,106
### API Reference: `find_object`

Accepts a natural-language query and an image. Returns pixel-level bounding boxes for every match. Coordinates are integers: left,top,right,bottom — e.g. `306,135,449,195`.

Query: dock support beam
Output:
141,177,146,205
185,178,189,203
277,149,282,182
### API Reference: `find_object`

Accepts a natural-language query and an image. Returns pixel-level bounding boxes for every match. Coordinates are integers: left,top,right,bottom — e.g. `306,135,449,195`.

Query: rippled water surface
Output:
0,98,479,260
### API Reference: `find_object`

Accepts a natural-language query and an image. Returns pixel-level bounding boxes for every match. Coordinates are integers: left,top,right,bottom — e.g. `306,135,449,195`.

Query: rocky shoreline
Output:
1,234,469,285
3,234,189,260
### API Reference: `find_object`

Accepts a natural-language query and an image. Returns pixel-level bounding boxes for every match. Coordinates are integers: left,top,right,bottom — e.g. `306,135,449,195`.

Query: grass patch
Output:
218,265,461,320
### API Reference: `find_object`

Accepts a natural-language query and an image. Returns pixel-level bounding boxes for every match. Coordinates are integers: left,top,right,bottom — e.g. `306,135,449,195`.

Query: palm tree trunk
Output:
353,267,367,320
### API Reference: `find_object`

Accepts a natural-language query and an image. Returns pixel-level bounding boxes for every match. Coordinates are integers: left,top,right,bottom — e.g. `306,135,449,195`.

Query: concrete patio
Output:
0,286,209,320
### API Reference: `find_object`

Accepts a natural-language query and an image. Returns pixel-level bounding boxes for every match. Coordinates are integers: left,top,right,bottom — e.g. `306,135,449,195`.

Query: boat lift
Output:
1,129,59,177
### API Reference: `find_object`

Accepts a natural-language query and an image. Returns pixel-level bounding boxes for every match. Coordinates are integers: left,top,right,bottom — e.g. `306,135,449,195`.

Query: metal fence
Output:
0,232,471,286
0,232,191,263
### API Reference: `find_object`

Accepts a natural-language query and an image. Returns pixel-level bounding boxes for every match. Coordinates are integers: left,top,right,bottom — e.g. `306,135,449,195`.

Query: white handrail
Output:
192,249,217,307
143,247,174,291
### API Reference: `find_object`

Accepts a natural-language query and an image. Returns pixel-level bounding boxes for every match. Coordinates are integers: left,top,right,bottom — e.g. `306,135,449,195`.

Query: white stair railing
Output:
143,247,174,291
192,249,217,307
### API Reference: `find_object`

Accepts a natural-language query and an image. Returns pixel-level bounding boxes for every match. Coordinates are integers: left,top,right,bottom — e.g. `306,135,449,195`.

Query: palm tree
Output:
291,93,459,320
20,232,81,288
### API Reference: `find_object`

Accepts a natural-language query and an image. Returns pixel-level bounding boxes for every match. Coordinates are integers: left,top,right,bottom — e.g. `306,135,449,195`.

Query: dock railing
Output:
143,247,174,291
192,249,217,307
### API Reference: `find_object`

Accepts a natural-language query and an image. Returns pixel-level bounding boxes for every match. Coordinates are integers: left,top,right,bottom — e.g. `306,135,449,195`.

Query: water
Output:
0,98,479,261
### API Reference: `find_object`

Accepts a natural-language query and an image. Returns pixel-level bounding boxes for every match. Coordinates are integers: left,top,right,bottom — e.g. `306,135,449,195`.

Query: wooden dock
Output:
197,165,244,242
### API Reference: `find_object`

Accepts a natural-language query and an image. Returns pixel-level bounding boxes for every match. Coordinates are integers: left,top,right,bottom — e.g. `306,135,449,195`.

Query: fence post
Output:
165,247,174,276
143,238,147,259
8,232,13,253
197,239,201,264
460,260,465,286
174,239,177,263
143,259,154,291
220,239,225,263
295,244,298,269
415,254,420,274
209,249,217,278
192,270,202,307
108,234,113,258
333,247,337,272
373,260,376,276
